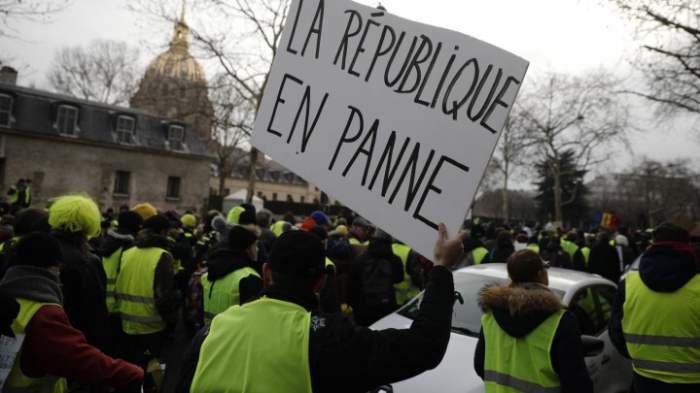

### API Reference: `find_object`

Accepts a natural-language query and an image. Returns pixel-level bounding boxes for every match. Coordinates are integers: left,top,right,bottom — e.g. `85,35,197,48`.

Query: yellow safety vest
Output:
392,243,420,304
102,247,126,314
622,272,700,383
472,247,489,265
4,298,67,393
482,308,564,392
201,267,261,325
191,297,312,392
526,244,540,254
271,221,288,237
325,257,336,273
581,247,591,266
116,247,170,335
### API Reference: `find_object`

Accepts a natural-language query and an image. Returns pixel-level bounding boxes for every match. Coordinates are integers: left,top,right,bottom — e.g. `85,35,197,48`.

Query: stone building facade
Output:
0,79,213,212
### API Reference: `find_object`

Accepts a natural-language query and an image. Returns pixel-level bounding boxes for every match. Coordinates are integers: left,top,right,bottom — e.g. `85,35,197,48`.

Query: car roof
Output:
453,263,615,293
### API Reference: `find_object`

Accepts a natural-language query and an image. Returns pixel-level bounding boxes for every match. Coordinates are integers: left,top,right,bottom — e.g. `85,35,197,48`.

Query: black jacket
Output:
346,237,405,326
489,242,515,263
474,283,593,393
203,247,263,306
52,229,110,352
609,243,700,393
588,243,621,282
176,266,455,393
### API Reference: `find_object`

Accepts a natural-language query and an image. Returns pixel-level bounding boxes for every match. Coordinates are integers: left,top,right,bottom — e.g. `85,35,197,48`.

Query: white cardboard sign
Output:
252,0,529,258
0,333,24,389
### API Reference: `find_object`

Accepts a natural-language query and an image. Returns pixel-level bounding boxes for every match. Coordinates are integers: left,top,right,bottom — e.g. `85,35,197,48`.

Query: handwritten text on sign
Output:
252,0,529,257
0,334,25,389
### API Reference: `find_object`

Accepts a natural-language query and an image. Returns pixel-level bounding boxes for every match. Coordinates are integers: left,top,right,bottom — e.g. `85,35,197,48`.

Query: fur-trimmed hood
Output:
98,227,135,257
478,283,564,338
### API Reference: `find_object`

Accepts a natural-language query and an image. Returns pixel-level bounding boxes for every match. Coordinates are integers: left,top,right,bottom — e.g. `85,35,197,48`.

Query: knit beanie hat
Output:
16,232,63,267
14,208,50,236
310,210,329,226
118,211,143,234
132,203,157,221
228,226,258,251
48,193,102,238
212,215,228,232
238,204,257,226
181,214,196,229
268,231,326,276
142,214,171,233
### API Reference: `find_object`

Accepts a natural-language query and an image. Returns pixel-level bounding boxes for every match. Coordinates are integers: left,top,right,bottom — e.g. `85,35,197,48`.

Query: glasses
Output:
542,261,551,270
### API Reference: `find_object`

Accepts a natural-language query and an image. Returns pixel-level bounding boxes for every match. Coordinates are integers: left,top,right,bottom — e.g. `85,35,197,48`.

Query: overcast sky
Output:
2,0,698,187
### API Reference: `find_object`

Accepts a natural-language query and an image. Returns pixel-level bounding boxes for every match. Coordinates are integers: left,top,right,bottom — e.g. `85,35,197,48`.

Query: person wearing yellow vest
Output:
176,223,468,393
48,194,111,356
392,240,424,305
116,214,178,377
347,216,372,245
307,225,341,314
609,222,700,392
0,208,50,279
7,178,31,208
0,232,144,392
475,249,593,392
97,210,143,358
201,226,263,325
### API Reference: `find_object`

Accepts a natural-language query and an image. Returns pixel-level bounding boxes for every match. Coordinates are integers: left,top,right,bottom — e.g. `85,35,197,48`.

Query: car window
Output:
569,285,615,336
398,273,564,337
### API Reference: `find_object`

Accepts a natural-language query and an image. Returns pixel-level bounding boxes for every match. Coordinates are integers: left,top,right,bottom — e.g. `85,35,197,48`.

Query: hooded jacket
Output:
98,227,135,258
474,283,593,393
609,242,700,392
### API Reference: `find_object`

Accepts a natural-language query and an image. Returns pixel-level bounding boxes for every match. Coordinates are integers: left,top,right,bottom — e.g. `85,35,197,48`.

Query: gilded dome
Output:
143,16,206,85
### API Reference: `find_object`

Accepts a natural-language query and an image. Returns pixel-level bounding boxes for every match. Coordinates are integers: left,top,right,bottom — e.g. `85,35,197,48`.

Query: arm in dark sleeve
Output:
551,311,594,393
608,280,629,358
175,325,210,393
345,258,362,308
238,274,264,305
474,327,486,380
24,306,144,388
59,265,83,325
154,253,179,324
311,266,455,393
572,250,586,272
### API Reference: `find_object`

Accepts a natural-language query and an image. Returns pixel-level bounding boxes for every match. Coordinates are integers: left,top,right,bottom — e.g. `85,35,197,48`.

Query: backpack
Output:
360,258,396,307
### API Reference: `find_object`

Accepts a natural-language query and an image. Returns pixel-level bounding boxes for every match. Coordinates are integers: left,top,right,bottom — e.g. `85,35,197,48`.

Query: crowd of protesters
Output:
0,183,698,392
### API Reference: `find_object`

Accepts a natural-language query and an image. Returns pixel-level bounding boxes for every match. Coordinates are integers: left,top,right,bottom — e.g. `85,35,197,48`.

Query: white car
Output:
371,264,633,393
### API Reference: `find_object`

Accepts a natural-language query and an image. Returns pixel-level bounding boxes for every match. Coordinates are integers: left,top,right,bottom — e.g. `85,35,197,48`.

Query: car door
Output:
568,284,632,392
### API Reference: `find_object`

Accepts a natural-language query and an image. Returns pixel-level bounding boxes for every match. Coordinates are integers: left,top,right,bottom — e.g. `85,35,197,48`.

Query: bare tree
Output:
47,40,142,106
129,0,290,203
209,74,256,196
0,0,72,38
609,0,700,118
490,110,532,222
519,70,630,223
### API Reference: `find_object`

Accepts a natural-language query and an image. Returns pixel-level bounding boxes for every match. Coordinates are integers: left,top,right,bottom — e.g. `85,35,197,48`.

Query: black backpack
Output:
360,258,396,306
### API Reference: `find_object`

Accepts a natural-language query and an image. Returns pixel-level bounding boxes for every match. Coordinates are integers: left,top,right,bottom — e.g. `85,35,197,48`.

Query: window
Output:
300,196,305,203
287,194,293,202
257,192,264,198
167,176,181,199
114,171,130,195
0,94,12,127
569,285,615,336
272,193,278,201
116,116,135,144
57,105,78,135
168,125,185,151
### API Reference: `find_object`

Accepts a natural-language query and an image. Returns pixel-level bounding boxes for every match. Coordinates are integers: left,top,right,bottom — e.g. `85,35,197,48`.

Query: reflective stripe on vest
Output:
5,298,67,393
393,244,419,304
483,309,564,392
102,247,124,314
201,267,260,325
622,272,700,383
191,298,312,393
116,247,170,335
472,247,489,265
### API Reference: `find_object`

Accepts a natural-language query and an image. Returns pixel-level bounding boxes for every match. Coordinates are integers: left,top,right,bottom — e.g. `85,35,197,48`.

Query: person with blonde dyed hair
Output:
49,193,111,364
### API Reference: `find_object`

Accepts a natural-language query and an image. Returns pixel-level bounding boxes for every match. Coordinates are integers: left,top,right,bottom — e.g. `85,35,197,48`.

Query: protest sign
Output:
0,334,25,389
251,0,529,257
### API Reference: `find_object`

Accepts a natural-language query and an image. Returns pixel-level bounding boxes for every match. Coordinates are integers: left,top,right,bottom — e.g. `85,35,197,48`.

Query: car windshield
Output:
398,272,566,336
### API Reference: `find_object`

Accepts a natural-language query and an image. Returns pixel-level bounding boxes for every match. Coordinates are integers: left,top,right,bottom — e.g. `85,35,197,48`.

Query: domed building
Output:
130,8,214,143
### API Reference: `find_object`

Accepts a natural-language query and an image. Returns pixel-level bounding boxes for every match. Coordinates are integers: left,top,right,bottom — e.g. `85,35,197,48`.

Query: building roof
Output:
0,83,215,159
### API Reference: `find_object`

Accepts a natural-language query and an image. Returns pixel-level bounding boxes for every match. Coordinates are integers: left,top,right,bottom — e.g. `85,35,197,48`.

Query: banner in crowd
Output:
252,0,529,257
